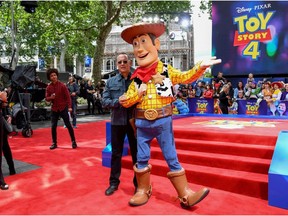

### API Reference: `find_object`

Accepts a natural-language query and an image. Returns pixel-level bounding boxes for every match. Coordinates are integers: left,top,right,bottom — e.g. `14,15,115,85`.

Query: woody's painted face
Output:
132,34,160,68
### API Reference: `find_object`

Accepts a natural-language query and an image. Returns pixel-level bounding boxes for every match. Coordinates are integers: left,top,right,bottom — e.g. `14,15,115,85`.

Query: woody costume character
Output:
119,22,221,208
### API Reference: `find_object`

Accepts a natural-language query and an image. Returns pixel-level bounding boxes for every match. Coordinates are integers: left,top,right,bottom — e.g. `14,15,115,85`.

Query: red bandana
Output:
131,61,158,83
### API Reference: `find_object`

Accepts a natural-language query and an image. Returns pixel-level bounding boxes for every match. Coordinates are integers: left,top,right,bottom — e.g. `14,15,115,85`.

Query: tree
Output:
0,1,211,82
90,1,192,82
0,1,41,69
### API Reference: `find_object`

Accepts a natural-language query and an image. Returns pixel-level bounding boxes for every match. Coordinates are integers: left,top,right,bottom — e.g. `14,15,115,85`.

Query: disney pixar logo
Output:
236,3,271,14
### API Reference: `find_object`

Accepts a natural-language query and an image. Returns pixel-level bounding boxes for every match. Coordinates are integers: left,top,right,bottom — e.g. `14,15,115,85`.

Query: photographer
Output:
0,90,9,190
1,87,16,175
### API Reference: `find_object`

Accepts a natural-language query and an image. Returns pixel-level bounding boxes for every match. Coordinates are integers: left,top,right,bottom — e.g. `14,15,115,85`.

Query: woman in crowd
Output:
233,81,244,99
202,84,214,99
187,84,196,98
86,80,96,115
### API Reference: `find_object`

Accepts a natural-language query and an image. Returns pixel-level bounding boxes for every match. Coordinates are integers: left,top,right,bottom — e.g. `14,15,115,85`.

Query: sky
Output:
192,1,212,62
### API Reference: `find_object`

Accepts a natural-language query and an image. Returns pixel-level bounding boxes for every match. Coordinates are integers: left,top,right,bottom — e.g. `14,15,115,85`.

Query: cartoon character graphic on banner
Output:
274,101,287,116
119,22,221,208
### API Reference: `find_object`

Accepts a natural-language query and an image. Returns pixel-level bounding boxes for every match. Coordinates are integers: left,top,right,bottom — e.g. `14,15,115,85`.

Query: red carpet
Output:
1,117,287,215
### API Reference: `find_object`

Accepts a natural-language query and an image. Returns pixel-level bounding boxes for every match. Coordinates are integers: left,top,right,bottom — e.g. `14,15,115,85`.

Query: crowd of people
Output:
175,71,288,115
78,79,106,116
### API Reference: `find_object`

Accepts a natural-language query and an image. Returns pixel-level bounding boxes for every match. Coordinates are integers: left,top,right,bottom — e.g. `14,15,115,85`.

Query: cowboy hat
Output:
121,22,166,44
271,81,284,88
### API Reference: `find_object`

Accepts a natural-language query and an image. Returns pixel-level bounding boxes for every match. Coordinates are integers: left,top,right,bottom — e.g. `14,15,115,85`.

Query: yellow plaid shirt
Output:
123,60,205,109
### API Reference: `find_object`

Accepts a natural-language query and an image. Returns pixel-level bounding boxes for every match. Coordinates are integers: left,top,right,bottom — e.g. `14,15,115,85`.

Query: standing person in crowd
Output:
79,79,87,99
102,53,138,196
246,73,255,84
214,71,226,88
219,84,231,114
119,22,221,208
86,80,96,115
93,88,104,114
0,90,9,190
2,88,16,175
227,80,234,105
96,80,106,96
45,68,77,150
66,76,79,128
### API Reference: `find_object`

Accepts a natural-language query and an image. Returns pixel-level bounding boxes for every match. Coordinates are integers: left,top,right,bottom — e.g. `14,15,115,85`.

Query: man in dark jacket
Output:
102,53,137,196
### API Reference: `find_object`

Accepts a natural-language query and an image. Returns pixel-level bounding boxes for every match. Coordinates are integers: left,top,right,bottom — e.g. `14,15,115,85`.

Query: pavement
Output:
30,113,111,130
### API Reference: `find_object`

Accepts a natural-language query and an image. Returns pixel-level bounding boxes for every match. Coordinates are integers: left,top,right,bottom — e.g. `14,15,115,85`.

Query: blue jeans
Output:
135,116,182,171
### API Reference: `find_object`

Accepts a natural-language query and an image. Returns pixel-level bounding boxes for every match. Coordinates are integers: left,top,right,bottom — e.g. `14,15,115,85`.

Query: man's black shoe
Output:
72,141,77,149
9,168,16,175
105,185,118,196
50,143,57,150
0,183,9,190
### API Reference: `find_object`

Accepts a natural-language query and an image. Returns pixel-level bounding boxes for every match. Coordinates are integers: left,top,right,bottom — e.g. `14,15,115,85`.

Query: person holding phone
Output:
45,68,77,150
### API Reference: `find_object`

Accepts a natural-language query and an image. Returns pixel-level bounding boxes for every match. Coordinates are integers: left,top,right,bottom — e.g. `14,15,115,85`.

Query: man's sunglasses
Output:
118,60,128,64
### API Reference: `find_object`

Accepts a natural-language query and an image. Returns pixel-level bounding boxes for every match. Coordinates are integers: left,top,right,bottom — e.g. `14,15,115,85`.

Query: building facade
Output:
86,21,194,80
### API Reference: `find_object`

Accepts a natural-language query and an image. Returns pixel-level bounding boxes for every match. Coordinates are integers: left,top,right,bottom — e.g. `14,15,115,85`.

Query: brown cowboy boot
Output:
167,168,209,208
129,164,152,206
